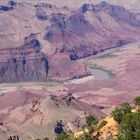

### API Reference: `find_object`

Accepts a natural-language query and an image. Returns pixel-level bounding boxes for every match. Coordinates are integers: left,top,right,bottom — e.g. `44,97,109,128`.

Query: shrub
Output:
75,133,95,140
55,131,74,140
120,112,140,133
134,96,140,106
43,137,49,140
96,120,107,131
112,103,131,123
116,112,140,140
85,115,98,128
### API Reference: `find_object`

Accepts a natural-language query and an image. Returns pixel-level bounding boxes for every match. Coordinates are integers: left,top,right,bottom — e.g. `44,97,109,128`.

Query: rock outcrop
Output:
0,1,140,82
0,1,16,12
0,47,49,83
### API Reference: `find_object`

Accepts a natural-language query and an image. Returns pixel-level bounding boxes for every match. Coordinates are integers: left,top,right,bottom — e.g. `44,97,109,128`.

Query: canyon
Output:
0,1,140,140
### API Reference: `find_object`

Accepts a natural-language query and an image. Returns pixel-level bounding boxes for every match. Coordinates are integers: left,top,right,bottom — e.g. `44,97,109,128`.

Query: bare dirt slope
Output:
68,42,140,114
0,42,140,140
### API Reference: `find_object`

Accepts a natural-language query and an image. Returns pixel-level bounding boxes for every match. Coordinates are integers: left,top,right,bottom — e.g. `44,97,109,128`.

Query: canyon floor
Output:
0,42,140,140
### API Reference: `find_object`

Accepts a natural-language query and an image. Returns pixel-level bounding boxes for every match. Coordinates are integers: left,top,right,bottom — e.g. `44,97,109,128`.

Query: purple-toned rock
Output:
94,2,140,27
66,13,95,35
23,33,41,49
0,47,49,83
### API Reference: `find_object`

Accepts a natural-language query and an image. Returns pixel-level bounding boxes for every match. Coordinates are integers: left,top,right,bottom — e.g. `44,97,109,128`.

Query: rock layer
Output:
0,47,49,83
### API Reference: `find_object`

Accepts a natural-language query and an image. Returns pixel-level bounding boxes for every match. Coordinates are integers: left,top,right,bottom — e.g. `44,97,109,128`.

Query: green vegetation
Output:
85,115,98,128
115,96,140,140
55,131,96,140
116,112,140,140
82,115,98,134
134,96,140,111
43,138,49,140
134,96,140,106
96,120,107,131
55,131,74,140
55,115,98,140
36,96,140,140
112,103,131,123
75,133,95,140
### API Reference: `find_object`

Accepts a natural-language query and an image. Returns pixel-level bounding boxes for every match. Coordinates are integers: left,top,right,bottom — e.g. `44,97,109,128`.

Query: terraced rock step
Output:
0,47,49,83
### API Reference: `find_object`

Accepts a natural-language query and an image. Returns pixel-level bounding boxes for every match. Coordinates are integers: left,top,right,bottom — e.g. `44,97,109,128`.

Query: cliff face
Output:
0,47,49,83
0,1,140,83
43,2,140,60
